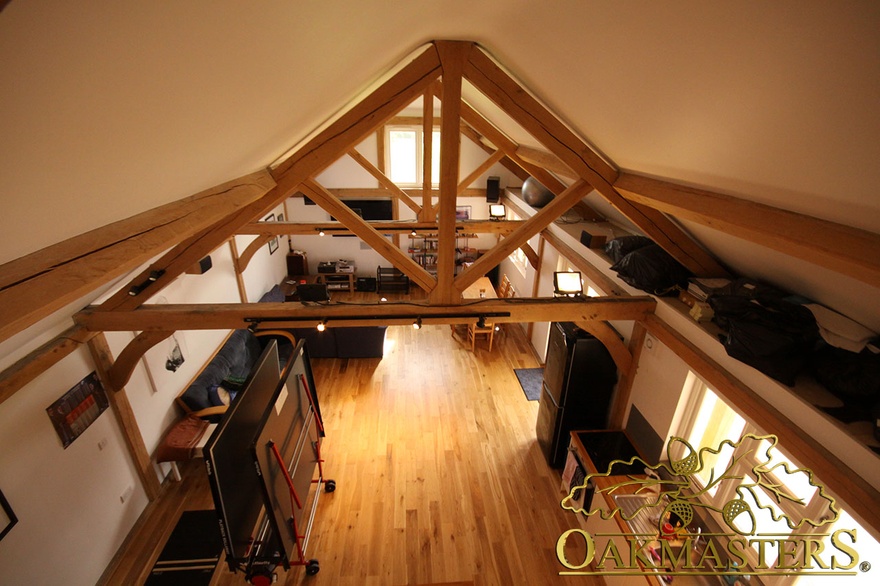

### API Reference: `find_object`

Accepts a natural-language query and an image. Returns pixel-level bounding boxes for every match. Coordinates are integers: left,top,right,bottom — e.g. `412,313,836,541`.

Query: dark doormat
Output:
514,368,543,401
146,509,223,586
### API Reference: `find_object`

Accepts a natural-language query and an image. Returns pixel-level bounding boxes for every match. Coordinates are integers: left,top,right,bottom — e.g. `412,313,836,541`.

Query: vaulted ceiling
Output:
2,1,879,335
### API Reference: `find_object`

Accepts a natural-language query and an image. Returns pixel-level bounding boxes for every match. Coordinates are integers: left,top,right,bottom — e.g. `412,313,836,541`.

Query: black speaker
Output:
486,176,500,203
356,277,377,292
580,230,607,249
185,256,212,275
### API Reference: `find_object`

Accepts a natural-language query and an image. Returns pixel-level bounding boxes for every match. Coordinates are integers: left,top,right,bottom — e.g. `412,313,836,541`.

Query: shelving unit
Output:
317,272,355,293
408,233,480,275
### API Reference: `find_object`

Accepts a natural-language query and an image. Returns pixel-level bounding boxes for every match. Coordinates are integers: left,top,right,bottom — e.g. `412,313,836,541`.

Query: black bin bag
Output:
604,235,655,263
609,244,692,296
709,294,820,386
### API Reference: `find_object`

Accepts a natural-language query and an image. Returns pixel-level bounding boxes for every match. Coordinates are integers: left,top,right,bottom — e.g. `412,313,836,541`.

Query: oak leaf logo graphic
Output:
560,433,838,536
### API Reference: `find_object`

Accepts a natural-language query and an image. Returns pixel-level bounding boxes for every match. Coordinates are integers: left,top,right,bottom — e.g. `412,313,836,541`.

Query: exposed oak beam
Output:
456,180,593,293
107,330,173,393
455,95,572,196
459,121,530,182
0,170,275,344
347,148,421,214
421,84,436,220
431,41,470,304
236,234,273,273
238,220,523,236
575,320,632,375
294,187,485,199
88,334,161,501
616,172,880,289
457,150,505,196
516,145,577,179
300,180,435,291
522,243,539,270
75,296,657,332
0,325,96,407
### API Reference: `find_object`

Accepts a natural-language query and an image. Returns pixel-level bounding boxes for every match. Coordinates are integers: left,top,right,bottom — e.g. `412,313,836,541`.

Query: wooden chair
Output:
497,274,511,298
467,321,495,351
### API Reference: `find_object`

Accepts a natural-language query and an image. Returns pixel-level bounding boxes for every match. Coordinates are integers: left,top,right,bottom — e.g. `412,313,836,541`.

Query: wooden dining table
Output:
459,276,498,351
461,276,498,300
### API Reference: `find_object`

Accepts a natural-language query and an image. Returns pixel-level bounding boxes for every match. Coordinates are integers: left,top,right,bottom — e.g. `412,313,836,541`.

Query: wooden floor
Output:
102,319,600,585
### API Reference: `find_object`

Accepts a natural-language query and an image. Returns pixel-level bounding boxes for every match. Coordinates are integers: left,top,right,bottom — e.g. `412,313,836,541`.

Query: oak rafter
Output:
463,44,728,278
616,172,880,289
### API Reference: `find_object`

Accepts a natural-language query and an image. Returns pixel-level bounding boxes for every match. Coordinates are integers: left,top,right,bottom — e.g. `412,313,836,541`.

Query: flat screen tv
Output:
341,199,393,220
203,340,283,570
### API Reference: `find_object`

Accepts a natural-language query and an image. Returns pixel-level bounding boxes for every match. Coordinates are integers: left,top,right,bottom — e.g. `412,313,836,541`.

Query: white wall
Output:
0,221,288,585
0,326,146,585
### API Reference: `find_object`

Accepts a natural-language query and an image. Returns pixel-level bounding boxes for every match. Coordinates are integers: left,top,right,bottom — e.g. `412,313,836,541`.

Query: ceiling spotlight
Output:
413,317,422,330
318,229,325,237
317,320,327,332
380,297,387,302
477,316,486,328
411,229,418,237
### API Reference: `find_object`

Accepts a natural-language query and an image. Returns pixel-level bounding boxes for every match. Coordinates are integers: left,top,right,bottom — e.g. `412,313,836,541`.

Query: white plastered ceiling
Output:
2,1,879,328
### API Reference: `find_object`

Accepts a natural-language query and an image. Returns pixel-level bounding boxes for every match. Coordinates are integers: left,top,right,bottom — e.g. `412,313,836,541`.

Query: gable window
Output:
386,125,440,187
672,375,878,583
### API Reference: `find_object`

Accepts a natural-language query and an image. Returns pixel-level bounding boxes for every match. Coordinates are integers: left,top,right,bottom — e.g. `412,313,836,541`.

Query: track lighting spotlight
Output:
477,316,486,328
413,317,422,330
317,320,327,332
318,229,325,236
411,229,417,237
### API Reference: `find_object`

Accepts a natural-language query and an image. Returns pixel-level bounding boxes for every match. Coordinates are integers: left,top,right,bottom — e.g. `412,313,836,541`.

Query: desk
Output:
280,275,319,301
462,276,497,300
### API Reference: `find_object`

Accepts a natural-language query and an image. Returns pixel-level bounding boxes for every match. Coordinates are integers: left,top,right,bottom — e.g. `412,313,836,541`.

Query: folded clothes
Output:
805,303,877,353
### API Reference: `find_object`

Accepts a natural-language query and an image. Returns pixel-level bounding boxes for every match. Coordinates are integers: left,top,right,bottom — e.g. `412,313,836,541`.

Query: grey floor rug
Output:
514,368,543,401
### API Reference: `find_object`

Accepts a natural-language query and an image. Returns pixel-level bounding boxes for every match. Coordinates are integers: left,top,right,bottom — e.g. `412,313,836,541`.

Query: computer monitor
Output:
489,204,506,220
296,283,330,302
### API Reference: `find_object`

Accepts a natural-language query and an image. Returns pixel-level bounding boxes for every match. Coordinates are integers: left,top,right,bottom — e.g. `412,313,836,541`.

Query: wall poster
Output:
46,372,109,449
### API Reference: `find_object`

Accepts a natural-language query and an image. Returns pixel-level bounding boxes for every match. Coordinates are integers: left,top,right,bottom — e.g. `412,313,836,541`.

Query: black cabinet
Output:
536,322,618,468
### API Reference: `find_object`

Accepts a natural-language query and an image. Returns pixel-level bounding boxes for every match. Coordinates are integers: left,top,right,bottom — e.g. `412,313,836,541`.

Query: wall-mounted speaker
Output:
579,230,607,249
486,176,500,203
185,256,213,275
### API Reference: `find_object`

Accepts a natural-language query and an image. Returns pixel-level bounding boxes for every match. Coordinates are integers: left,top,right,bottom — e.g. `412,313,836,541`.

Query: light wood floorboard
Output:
102,317,600,585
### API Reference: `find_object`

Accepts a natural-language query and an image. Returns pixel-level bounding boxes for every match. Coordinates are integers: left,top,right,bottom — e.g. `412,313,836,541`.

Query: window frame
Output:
384,124,440,188
672,376,845,582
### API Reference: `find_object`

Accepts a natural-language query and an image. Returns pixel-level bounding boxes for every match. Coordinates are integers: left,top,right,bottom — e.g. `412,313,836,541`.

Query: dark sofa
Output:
176,328,265,418
260,285,387,358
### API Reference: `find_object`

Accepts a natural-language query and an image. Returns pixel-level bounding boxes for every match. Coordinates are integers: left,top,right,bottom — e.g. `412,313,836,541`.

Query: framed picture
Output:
0,489,16,542
265,213,279,254
455,205,471,220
